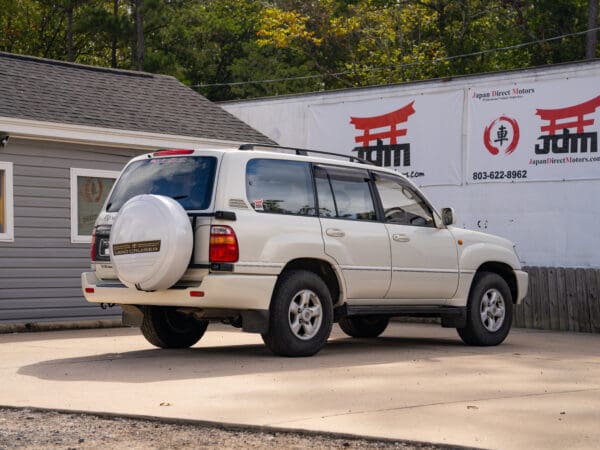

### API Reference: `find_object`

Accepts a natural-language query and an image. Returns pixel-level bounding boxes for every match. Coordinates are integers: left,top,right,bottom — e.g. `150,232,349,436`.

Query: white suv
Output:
82,145,528,357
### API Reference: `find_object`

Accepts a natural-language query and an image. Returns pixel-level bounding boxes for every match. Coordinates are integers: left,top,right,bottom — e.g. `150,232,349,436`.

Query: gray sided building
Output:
0,52,269,326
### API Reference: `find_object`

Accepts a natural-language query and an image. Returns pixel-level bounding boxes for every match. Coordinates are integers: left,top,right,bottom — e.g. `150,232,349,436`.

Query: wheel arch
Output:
474,262,518,304
274,258,344,308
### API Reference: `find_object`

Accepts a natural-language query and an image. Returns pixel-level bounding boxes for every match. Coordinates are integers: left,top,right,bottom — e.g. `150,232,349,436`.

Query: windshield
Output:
106,156,217,212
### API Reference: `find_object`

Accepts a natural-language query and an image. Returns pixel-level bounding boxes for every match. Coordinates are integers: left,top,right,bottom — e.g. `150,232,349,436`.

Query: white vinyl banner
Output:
306,90,463,186
467,77,600,183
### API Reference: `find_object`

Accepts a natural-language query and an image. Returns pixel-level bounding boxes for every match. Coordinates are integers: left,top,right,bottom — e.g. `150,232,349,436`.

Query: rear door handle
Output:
326,228,345,237
392,233,410,242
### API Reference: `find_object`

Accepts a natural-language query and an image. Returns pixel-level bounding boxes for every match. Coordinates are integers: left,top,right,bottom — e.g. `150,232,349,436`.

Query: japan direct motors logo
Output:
349,101,415,168
483,116,520,156
534,95,600,155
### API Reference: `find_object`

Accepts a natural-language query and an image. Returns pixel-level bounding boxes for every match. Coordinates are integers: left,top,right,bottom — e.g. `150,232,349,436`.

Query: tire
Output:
141,306,208,349
261,270,333,357
338,315,390,338
110,195,193,291
457,272,513,346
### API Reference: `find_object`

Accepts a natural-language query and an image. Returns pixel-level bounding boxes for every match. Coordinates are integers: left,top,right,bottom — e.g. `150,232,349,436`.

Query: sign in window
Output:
70,168,119,243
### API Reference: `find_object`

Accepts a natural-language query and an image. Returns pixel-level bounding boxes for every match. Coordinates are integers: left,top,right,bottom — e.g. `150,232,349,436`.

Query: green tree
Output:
0,0,596,99
148,0,264,100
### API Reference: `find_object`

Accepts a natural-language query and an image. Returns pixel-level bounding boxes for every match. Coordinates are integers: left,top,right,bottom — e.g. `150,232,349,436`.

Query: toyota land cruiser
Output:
82,144,528,357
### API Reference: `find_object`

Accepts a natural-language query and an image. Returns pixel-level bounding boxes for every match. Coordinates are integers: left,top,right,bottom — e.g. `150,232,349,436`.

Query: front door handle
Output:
326,228,345,238
392,233,410,242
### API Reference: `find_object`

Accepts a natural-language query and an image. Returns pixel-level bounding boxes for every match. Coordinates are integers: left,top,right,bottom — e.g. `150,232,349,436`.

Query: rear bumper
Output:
81,271,276,311
515,269,529,304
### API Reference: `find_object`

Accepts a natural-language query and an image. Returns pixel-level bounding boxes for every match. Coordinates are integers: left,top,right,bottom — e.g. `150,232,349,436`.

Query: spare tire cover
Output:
110,194,193,291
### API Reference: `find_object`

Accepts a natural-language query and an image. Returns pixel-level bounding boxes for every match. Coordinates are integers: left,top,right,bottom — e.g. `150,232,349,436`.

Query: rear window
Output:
246,159,316,216
106,156,217,212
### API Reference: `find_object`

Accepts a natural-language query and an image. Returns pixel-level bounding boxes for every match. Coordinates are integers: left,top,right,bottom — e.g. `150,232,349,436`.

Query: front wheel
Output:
262,270,333,357
141,306,208,349
457,272,513,346
339,315,389,338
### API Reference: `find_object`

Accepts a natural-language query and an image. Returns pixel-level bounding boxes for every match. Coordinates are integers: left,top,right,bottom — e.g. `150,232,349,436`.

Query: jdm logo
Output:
534,95,600,155
350,101,415,168
483,116,520,156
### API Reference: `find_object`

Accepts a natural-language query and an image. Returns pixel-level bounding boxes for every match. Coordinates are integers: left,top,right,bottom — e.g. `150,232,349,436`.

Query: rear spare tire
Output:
110,194,193,291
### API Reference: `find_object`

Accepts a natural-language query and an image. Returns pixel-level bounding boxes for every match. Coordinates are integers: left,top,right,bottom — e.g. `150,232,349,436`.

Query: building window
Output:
70,168,119,243
0,161,14,242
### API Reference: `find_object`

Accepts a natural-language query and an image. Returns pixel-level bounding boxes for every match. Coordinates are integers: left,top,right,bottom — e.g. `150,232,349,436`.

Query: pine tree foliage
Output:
0,0,597,100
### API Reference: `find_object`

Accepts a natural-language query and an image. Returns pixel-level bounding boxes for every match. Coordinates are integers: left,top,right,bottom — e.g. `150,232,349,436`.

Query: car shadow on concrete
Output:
0,327,138,343
17,332,525,384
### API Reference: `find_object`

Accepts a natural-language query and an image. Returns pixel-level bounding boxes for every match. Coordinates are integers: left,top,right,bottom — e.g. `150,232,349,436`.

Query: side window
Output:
0,161,14,242
246,159,316,216
315,166,376,221
70,168,119,243
374,174,434,227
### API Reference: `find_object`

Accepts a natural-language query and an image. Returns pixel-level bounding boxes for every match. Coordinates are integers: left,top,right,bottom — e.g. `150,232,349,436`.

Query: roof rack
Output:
238,143,374,166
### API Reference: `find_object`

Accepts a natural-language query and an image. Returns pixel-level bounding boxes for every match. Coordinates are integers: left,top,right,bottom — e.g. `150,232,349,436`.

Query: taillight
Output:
91,227,97,261
209,225,239,263
152,149,194,157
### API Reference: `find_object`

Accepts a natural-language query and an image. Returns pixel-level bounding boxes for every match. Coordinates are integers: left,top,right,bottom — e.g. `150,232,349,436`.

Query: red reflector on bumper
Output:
85,288,95,294
190,291,205,298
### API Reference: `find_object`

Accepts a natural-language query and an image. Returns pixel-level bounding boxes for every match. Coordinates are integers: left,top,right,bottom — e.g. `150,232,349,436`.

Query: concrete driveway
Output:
1,322,599,449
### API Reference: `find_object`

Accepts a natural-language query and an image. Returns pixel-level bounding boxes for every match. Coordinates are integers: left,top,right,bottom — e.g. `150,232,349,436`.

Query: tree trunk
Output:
67,6,74,62
111,0,119,68
135,0,144,70
586,0,599,59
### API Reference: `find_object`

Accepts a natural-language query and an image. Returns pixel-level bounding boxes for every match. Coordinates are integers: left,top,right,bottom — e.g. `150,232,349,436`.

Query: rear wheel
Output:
339,315,390,338
141,306,208,349
262,270,333,357
457,272,513,346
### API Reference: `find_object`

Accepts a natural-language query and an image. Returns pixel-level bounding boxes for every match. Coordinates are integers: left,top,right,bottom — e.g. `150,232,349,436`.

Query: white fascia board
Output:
0,116,242,150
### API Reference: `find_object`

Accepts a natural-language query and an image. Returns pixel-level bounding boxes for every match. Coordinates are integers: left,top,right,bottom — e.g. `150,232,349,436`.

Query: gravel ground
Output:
0,408,447,450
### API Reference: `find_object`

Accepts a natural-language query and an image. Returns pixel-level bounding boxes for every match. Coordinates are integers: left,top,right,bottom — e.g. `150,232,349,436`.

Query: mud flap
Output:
441,307,467,328
121,305,144,327
241,310,269,334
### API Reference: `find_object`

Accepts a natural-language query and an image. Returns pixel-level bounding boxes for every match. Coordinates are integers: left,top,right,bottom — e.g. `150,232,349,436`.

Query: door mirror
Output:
441,207,455,226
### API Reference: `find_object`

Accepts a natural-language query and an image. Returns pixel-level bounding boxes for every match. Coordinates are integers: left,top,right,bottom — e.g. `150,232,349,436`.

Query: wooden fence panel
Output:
576,268,591,332
556,268,570,332
516,266,600,333
539,268,551,330
565,269,580,332
589,270,600,333
546,267,560,331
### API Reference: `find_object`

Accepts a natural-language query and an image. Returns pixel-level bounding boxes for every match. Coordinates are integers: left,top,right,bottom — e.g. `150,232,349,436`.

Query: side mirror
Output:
441,207,455,226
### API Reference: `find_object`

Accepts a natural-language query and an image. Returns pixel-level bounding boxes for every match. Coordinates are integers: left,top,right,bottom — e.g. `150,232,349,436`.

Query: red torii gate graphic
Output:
350,102,416,147
535,95,600,135
534,95,600,155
